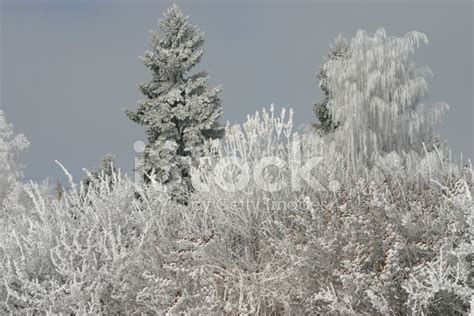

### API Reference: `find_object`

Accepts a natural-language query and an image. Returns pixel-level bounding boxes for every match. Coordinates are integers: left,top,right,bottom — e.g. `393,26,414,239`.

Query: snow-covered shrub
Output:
190,105,473,314
0,168,219,314
403,176,473,315
1,110,471,314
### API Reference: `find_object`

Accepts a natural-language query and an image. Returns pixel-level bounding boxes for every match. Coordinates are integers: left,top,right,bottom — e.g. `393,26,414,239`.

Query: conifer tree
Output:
125,5,223,202
313,35,350,134
82,153,118,193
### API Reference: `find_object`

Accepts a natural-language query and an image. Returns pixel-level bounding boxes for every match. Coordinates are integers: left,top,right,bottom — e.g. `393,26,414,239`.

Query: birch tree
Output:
324,29,448,168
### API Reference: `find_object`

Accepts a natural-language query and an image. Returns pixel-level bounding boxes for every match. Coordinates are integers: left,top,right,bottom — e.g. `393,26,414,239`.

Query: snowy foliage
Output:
1,107,472,314
82,153,118,194
0,110,29,214
314,34,350,134
126,5,223,203
324,29,448,169
0,25,472,314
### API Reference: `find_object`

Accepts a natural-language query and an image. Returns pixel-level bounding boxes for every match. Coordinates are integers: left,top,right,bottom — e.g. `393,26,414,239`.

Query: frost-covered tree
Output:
82,153,118,194
0,110,29,212
126,5,223,202
313,34,350,134
324,29,448,167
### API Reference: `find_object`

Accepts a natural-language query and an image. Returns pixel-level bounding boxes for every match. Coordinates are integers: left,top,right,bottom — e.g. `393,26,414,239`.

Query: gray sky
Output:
1,0,473,182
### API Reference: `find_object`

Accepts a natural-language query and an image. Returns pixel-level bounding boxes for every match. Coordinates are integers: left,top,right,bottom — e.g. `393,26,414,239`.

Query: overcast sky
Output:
1,0,473,182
